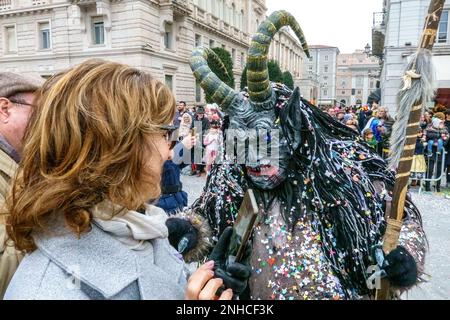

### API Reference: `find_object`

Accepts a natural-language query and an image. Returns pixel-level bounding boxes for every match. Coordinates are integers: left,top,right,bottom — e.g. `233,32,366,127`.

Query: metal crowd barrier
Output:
418,150,447,194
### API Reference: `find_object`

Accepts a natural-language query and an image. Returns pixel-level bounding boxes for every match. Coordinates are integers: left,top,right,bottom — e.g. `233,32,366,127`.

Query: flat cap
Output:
0,72,45,98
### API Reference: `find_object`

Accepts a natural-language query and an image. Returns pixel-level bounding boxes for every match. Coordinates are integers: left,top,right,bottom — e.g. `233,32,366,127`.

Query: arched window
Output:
218,0,223,19
232,3,236,27
340,99,346,107
163,22,173,50
210,0,216,15
356,99,362,105
224,2,229,24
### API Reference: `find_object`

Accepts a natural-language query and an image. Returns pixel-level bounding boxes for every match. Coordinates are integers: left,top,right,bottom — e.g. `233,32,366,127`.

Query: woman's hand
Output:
185,261,233,300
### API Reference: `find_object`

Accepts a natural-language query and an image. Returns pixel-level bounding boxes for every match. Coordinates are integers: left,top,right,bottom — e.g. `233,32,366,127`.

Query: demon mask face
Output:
190,11,310,190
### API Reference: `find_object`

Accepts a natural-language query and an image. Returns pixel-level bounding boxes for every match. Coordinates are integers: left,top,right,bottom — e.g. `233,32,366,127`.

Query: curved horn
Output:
247,10,310,103
189,46,237,109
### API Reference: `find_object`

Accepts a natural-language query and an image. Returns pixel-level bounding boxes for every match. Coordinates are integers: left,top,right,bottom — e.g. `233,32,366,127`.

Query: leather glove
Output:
166,218,198,254
209,227,252,295
383,246,418,288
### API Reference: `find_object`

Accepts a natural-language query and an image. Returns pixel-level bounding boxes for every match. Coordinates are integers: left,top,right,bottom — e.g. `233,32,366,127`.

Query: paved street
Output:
181,174,450,300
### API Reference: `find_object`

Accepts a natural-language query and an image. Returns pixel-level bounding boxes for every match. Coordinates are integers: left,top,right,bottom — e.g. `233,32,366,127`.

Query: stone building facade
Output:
336,50,380,108
377,0,450,114
301,45,340,108
0,0,306,105
268,28,304,87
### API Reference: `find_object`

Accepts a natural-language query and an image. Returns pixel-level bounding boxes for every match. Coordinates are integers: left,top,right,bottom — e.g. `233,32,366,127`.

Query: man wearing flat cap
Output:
0,72,44,299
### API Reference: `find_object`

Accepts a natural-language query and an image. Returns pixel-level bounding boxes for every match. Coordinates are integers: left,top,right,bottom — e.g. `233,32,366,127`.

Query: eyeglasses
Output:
158,125,178,150
9,99,35,108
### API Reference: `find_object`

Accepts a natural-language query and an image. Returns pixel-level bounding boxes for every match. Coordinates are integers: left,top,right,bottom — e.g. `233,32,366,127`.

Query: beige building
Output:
300,45,340,108
336,50,380,107
268,28,304,87
0,0,306,104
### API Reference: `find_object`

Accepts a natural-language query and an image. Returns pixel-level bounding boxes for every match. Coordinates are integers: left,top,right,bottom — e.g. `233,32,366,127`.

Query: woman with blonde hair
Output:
3,60,243,300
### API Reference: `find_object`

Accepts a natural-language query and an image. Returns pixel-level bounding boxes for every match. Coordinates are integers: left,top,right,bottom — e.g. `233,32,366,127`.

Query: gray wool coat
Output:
4,218,188,300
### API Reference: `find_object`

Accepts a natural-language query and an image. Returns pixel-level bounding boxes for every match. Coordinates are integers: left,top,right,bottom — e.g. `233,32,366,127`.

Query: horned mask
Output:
189,11,310,190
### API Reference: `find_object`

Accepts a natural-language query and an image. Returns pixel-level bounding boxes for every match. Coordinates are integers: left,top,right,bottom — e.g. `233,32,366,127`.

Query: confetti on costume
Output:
190,11,427,300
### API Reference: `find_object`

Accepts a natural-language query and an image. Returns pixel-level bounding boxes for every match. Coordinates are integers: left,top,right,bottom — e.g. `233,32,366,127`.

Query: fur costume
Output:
189,11,427,300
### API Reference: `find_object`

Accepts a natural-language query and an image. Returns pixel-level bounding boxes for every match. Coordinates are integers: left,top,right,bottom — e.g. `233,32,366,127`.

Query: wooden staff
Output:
376,0,445,300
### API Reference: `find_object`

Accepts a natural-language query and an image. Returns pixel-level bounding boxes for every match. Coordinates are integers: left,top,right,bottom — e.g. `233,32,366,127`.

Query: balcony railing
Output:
173,0,189,7
32,0,49,5
0,0,51,11
0,0,12,11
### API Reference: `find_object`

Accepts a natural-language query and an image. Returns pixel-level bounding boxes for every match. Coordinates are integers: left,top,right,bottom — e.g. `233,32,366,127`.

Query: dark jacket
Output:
414,138,425,155
156,160,188,215
173,111,184,127
425,124,449,145
192,116,210,134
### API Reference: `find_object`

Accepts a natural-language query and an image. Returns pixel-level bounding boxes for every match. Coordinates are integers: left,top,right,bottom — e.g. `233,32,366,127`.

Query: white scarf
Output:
92,200,168,251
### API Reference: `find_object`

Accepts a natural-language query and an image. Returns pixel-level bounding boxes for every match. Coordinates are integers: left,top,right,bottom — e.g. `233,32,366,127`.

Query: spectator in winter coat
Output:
173,101,187,127
410,129,427,187
424,113,449,192
0,71,44,299
445,110,450,187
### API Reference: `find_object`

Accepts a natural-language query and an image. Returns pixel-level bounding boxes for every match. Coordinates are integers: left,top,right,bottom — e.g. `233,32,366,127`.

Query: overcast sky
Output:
266,0,383,54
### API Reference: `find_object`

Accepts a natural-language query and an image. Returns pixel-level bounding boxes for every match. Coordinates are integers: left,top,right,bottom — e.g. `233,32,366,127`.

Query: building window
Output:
323,89,328,96
309,66,313,70
196,80,202,102
232,48,236,64
342,60,347,64
38,21,51,50
165,75,173,91
4,25,17,53
324,66,328,73
341,80,346,86
92,17,105,45
370,80,374,88
357,90,362,95
209,39,215,48
232,3,236,27
438,10,449,43
164,22,173,49
323,82,328,86
323,76,328,80
341,91,345,95
309,56,313,61
324,55,328,61
195,34,202,47
356,76,363,86
241,52,245,67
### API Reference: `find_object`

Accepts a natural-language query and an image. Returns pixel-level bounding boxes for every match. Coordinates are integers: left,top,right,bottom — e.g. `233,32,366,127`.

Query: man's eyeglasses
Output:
9,99,35,108
158,125,178,150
